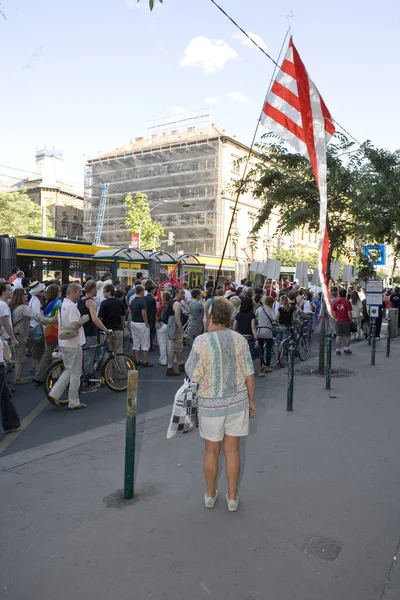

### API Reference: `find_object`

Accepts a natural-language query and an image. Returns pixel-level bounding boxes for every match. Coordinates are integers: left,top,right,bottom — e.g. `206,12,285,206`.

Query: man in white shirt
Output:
0,282,18,347
48,283,89,410
12,271,25,289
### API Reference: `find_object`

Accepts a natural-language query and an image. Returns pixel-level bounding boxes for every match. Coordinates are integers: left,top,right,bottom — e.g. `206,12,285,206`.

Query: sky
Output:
1,0,399,192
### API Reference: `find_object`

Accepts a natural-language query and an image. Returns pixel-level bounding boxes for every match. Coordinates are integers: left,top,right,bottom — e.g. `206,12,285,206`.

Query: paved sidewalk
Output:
1,337,400,600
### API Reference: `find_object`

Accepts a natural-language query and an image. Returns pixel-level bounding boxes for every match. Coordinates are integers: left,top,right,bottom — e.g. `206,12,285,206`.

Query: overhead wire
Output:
213,25,291,291
209,0,362,148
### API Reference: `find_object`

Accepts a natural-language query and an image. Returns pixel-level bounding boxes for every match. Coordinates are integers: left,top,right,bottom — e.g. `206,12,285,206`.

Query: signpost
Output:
365,280,383,365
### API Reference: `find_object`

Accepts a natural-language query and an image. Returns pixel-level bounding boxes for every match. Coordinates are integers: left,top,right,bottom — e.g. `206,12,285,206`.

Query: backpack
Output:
161,300,174,325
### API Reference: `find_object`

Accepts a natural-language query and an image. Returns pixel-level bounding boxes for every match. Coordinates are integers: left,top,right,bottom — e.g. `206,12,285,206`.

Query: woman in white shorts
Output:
185,297,256,512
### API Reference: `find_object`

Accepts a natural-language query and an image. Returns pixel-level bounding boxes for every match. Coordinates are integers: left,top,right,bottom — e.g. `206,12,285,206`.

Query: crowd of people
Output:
1,265,400,437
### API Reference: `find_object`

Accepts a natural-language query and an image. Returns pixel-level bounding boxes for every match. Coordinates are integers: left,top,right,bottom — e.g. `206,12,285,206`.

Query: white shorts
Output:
199,409,249,442
131,322,150,352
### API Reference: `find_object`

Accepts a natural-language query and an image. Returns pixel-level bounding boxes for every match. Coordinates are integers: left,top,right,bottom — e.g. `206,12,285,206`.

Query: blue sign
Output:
364,245,386,266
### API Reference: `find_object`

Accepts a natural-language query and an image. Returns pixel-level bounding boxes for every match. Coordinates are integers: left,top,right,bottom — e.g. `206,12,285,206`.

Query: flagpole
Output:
209,0,361,149
213,27,291,293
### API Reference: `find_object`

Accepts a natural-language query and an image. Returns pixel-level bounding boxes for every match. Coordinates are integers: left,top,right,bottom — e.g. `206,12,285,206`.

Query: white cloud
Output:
159,45,168,54
167,105,188,115
204,97,220,105
180,37,238,74
232,31,266,50
227,92,250,104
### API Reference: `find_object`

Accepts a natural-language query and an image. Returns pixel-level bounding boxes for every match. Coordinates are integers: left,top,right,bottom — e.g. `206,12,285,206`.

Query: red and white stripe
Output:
261,37,335,314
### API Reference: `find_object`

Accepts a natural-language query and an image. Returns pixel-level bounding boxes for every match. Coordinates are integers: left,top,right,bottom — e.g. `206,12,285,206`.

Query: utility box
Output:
388,308,399,338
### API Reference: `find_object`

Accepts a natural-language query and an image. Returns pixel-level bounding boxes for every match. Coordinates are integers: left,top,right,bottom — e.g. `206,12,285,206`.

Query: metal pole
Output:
386,317,391,357
325,333,332,390
371,318,376,366
368,319,372,346
286,340,295,412
124,369,138,500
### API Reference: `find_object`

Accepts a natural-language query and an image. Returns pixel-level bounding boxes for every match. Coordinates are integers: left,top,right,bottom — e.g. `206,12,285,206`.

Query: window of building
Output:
230,208,238,227
248,214,255,231
207,158,216,169
231,155,240,174
231,238,238,257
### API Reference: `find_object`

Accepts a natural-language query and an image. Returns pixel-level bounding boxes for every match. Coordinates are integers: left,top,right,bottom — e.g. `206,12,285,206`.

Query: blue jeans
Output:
83,336,98,375
276,326,290,344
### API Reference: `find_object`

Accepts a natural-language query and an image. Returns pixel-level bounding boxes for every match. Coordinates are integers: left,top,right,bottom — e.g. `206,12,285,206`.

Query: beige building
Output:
1,148,84,239
84,111,319,279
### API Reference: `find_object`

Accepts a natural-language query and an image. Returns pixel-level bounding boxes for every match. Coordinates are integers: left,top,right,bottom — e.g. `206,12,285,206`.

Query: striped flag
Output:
261,37,335,314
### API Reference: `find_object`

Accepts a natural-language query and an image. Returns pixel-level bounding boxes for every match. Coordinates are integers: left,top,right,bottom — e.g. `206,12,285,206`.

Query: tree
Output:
0,190,55,237
351,143,400,280
271,247,297,267
243,134,363,270
239,133,364,373
141,0,163,9
124,192,165,251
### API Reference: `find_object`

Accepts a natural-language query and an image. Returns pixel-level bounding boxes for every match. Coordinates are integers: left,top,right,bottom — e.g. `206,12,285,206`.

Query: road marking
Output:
0,398,49,457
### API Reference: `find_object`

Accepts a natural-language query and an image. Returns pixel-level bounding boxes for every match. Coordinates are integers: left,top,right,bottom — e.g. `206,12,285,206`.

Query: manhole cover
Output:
295,363,356,378
304,536,343,561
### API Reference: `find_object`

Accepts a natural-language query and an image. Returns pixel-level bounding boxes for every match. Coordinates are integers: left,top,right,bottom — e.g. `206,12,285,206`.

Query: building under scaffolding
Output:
84,111,256,258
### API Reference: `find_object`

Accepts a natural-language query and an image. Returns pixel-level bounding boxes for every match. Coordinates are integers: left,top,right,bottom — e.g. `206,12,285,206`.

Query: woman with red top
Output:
156,291,171,366
332,288,353,356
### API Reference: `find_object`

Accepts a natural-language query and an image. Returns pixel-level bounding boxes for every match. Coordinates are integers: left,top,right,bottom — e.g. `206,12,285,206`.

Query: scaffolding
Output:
84,111,225,254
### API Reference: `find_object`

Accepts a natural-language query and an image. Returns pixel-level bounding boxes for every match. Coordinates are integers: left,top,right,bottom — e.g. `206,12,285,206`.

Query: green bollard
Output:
124,369,138,500
286,339,295,412
371,318,376,366
386,317,391,357
325,333,332,390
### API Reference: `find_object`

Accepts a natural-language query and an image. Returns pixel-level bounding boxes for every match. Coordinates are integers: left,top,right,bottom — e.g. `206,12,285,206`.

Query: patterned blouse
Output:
185,329,255,418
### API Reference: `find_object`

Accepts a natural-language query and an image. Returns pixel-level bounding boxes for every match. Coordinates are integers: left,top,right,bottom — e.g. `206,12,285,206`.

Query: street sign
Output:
117,268,149,279
343,265,356,282
330,261,341,282
129,233,139,249
366,280,383,293
295,261,308,288
365,244,386,266
366,280,383,306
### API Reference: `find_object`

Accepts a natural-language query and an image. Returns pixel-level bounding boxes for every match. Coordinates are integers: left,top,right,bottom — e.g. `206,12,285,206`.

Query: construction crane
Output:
94,183,109,245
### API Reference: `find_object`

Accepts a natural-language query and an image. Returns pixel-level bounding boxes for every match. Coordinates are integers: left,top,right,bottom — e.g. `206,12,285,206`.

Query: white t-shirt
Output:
13,278,23,289
58,298,86,348
0,299,12,340
29,295,42,328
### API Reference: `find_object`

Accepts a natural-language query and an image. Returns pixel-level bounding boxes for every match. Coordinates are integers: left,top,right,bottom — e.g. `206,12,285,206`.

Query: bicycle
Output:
260,336,280,368
278,324,310,368
44,332,136,405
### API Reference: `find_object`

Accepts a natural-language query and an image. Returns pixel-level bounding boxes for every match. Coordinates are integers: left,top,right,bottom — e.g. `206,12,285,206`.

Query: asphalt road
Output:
1,333,323,456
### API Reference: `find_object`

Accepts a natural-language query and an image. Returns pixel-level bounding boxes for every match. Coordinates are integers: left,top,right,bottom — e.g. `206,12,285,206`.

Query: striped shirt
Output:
185,329,254,417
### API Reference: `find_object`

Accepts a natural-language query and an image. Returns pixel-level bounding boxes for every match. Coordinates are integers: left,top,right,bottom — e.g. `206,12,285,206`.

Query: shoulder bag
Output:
58,306,79,340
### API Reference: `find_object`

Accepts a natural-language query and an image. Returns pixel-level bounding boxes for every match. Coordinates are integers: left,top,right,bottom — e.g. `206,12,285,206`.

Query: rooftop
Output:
88,123,252,163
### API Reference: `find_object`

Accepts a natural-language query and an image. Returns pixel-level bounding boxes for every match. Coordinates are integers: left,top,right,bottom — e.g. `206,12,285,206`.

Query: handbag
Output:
167,378,198,439
27,324,44,345
350,321,358,333
58,307,79,340
167,315,177,340
257,308,278,336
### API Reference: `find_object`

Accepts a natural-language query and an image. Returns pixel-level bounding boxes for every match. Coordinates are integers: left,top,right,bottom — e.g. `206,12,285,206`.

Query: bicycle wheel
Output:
263,338,280,367
279,339,290,368
44,360,69,405
103,353,136,392
298,334,310,361
271,338,281,367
